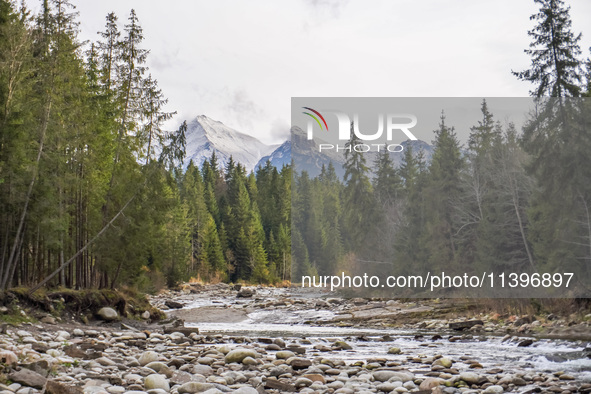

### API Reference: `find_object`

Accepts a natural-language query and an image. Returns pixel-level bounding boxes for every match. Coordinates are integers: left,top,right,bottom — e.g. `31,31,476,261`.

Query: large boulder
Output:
144,374,170,391
0,350,18,366
165,300,183,309
224,348,258,364
419,377,444,390
483,385,504,394
96,307,118,321
433,357,453,368
275,350,295,359
138,350,160,366
373,371,414,383
45,380,83,394
236,288,255,298
460,372,481,384
8,369,47,389
388,347,402,355
289,357,312,370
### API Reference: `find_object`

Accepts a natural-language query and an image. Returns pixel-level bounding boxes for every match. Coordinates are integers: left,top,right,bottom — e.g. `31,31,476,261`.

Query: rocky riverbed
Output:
0,284,589,394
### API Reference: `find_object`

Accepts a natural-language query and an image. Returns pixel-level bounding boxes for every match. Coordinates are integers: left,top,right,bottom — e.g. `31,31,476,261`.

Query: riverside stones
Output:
138,351,160,366
8,369,47,389
275,350,295,359
483,385,504,394
224,348,258,363
333,340,352,350
45,380,84,394
97,307,118,321
388,347,402,354
460,371,481,384
518,339,534,347
241,356,257,365
0,285,586,394
145,362,172,377
419,377,444,390
373,371,414,383
232,388,258,394
0,350,18,366
236,288,255,298
449,320,484,330
164,300,183,309
144,374,170,391
178,382,214,394
289,357,312,369
433,357,453,368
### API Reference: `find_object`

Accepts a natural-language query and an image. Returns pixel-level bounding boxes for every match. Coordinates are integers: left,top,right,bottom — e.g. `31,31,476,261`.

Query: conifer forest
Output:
1,0,590,295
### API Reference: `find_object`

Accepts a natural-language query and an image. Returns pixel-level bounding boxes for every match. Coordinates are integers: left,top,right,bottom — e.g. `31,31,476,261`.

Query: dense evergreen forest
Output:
1,0,590,295
0,0,290,292
292,0,591,295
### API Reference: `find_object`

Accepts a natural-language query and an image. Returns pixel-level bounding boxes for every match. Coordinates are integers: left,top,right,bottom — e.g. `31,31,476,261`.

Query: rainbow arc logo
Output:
302,107,328,132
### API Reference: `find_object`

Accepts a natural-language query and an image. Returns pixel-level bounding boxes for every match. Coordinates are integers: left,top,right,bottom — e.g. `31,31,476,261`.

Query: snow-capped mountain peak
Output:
184,115,277,172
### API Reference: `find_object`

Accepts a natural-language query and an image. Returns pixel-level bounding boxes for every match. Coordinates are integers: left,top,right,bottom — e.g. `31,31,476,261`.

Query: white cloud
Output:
23,0,591,143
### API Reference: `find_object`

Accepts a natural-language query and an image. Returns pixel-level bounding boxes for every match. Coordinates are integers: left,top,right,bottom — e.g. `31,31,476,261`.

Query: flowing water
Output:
174,287,591,382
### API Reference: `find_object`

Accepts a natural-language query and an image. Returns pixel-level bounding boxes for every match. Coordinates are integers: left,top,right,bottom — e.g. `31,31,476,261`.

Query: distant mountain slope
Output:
183,115,277,172
183,117,434,176
261,127,434,178
256,140,291,170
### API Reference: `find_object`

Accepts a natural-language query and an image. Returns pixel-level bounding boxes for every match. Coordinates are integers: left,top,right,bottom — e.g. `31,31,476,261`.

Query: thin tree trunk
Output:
510,174,535,271
28,192,137,295
1,99,53,290
578,191,591,267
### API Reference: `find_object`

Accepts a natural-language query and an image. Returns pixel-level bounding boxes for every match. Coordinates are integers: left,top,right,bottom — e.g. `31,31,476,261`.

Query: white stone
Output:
144,374,169,392
138,351,160,366
483,385,504,394
460,372,481,384
97,307,118,321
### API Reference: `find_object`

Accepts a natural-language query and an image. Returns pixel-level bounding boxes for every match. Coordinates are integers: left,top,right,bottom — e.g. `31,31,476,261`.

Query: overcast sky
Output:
25,0,591,144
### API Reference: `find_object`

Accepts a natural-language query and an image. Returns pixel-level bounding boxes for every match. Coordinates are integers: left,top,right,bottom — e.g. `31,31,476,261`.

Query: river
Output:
156,285,591,386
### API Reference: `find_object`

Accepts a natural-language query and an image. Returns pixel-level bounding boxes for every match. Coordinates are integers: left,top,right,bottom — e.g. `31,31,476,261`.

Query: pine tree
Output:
0,0,35,289
512,0,583,98
513,0,591,279
342,124,376,251
160,120,187,172
97,12,119,92
467,99,500,154
141,73,175,163
394,145,428,274
399,144,418,194
373,150,402,205
202,214,225,277
180,162,210,275
421,113,464,273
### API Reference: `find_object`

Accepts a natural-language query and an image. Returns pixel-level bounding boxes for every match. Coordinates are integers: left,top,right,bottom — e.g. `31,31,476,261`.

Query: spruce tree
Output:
513,0,590,278
422,113,464,273
373,150,401,205
512,0,583,98
342,124,376,252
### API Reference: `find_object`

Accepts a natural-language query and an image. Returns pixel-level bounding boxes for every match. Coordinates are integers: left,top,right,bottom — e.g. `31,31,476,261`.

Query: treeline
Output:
293,0,591,292
181,157,291,286
293,106,532,277
0,0,290,292
293,99,590,291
